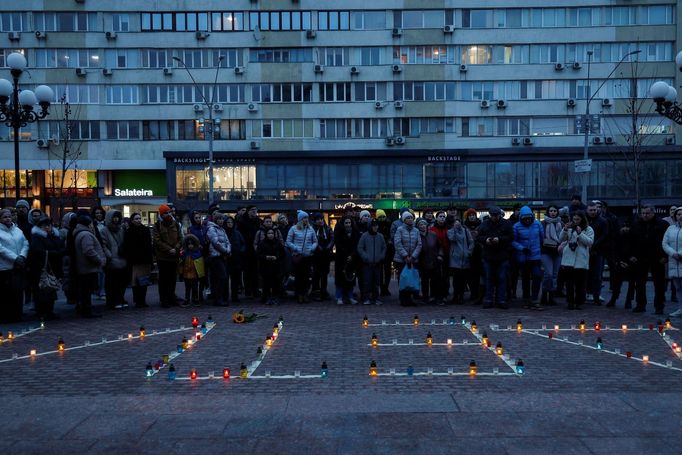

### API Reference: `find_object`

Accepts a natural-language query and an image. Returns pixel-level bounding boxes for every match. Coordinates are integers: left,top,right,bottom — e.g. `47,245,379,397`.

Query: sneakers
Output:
179,300,191,308
336,298,344,305
349,298,358,305
374,299,383,306
362,300,372,305
669,309,682,317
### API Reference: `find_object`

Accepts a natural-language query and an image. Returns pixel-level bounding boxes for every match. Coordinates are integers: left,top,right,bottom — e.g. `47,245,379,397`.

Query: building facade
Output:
0,0,680,216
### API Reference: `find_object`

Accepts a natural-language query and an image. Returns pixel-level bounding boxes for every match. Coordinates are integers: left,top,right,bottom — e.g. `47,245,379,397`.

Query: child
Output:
180,234,205,307
258,228,284,305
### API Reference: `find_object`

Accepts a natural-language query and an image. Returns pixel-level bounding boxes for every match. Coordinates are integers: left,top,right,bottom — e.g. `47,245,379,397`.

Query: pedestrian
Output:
512,206,544,309
28,215,64,320
376,209,393,297
91,205,106,299
238,205,262,298
59,212,78,306
586,201,609,305
630,204,669,314
98,209,129,309
357,210,371,234
334,215,360,305
258,228,284,305
560,210,594,310
607,219,637,309
663,205,677,225
357,219,386,305
153,204,182,308
430,211,450,303
463,208,483,304
206,212,231,307
224,215,246,303
311,213,334,301
393,211,422,306
15,200,31,240
0,208,29,322
188,210,209,302
417,218,443,304
476,206,513,309
180,234,205,307
254,216,283,252
122,212,153,308
507,204,522,301
73,213,106,318
286,210,317,303
568,194,587,217
540,205,563,306
423,209,435,227
276,213,292,293
663,207,682,317
448,216,475,305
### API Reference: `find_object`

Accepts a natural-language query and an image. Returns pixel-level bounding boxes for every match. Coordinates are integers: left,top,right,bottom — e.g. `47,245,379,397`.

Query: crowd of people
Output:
1,195,681,323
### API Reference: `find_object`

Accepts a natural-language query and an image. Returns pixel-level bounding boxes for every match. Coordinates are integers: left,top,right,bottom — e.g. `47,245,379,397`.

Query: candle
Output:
425,332,433,346
223,368,230,379
594,321,601,332
596,337,603,350
57,337,65,352
320,362,328,378
240,363,248,379
167,364,176,380
371,333,378,348
470,321,478,333
516,359,525,375
30,349,37,356
190,368,198,380
413,314,420,326
495,342,504,356
447,338,453,346
642,355,649,363
191,316,199,329
369,360,378,377
554,324,560,331
621,324,628,331
516,319,523,332
139,326,145,338
362,316,369,328
145,362,153,377
468,360,477,376
579,320,586,331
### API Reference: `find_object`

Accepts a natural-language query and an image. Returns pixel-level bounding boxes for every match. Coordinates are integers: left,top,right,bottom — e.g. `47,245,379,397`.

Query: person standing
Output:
560,211,594,310
91,205,107,299
98,210,129,309
357,220,386,305
206,212,231,307
607,219,637,309
512,206,545,309
417,218,442,304
311,213,334,301
286,211,317,303
122,212,153,308
393,211,422,306
180,234,204,307
463,208,483,304
476,206,513,309
448,217,475,305
188,210,209,302
224,216,246,303
334,216,360,305
631,204,669,314
540,205,563,306
28,215,64,320
430,211,450,304
663,207,682,317
258,228,285,305
0,208,29,322
585,201,609,305
153,204,182,308
238,205,262,298
73,213,106,318
376,209,393,297
15,200,31,240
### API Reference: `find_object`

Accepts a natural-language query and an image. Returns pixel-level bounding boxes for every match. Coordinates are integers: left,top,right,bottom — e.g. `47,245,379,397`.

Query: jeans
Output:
564,266,587,308
0,269,24,322
450,267,469,304
541,254,561,292
77,272,97,315
672,278,682,312
311,252,331,297
635,260,667,311
361,263,381,302
484,260,509,306
587,254,605,299
519,260,543,301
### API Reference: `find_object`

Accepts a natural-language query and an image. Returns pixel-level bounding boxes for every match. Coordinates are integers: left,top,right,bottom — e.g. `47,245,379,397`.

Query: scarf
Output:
543,216,561,245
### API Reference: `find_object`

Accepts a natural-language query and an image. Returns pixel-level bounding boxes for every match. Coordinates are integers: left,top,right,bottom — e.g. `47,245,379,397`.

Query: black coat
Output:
631,216,669,263
122,223,153,266
257,239,284,277
28,229,65,282
334,226,361,279
476,218,513,263
587,215,610,256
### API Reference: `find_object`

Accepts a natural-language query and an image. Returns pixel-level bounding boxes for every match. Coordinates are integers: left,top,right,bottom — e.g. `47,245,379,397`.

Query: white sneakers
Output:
669,309,682,317
336,298,344,305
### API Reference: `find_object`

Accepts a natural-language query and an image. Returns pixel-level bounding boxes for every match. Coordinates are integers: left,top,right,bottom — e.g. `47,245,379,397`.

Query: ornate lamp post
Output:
650,51,682,125
0,52,53,201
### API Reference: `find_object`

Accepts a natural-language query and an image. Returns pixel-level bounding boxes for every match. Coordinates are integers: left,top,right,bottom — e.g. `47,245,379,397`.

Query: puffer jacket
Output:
98,210,127,269
0,222,29,271
73,224,106,274
448,225,474,269
393,224,422,263
662,223,682,278
286,224,317,257
357,231,386,265
560,226,594,270
512,206,544,262
206,221,231,257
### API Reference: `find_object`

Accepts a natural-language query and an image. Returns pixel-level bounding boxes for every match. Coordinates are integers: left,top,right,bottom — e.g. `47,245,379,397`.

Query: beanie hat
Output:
359,210,370,219
416,218,428,227
36,215,52,227
15,199,30,209
399,207,409,215
488,206,502,216
376,209,386,218
158,204,172,215
401,211,414,221
312,212,323,221
370,219,378,228
76,214,92,226
559,207,569,216
297,210,309,222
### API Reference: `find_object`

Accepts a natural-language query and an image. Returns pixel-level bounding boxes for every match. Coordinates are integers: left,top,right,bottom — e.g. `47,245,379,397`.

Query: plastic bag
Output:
399,266,421,293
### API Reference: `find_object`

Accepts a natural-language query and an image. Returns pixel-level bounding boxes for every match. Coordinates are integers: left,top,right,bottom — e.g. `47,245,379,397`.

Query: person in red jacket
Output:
429,211,450,304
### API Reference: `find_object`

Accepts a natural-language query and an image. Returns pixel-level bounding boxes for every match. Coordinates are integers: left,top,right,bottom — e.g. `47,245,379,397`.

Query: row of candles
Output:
369,359,525,376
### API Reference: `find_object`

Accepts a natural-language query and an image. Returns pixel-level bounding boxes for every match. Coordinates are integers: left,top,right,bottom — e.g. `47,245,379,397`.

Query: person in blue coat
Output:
512,206,545,309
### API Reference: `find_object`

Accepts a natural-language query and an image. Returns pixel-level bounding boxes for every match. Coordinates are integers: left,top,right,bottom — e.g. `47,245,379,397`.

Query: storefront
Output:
100,170,168,225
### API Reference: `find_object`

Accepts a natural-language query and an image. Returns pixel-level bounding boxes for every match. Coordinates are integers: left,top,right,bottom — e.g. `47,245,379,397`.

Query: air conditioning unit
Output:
75,67,87,77
602,98,612,107
665,136,675,145
250,141,260,150
247,102,258,112
8,32,20,41
392,64,401,73
511,137,521,146
350,66,359,75
195,31,208,40
573,62,582,70
443,25,455,33
593,136,602,145
497,99,507,109
37,138,49,149
394,100,404,109
306,30,316,39
567,98,576,108
314,64,324,73
105,31,117,40
75,0,85,3
375,101,383,110
213,103,224,112
35,31,47,40
163,67,173,75
605,136,614,145
459,64,468,72
480,100,489,108
392,28,402,37
523,137,533,146
102,68,113,76
193,104,204,112
395,136,406,145
385,137,395,146
234,66,244,75
554,63,565,71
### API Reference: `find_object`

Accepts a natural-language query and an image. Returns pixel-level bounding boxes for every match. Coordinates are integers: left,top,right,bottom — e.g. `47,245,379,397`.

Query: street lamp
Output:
0,52,53,202
172,55,224,206
580,49,641,203
650,51,682,125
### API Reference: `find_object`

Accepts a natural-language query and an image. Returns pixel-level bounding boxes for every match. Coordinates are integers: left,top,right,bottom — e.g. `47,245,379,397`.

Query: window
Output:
34,49,100,68
532,117,569,136
460,82,494,101
211,12,244,31
354,82,386,102
249,11,311,31
462,45,493,64
319,47,350,66
462,118,494,136
496,117,530,136
141,49,169,68
112,13,129,32
254,83,311,103
318,11,351,30
394,82,455,101
106,86,139,104
400,10,445,29
33,12,96,31
320,83,351,102
393,46,457,64
351,11,386,30
50,85,99,104
0,12,26,31
105,49,139,68
249,48,312,63
252,120,313,138
106,121,140,140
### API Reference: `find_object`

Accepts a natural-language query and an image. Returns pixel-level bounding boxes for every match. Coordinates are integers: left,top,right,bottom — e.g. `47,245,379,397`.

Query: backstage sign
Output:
427,155,461,162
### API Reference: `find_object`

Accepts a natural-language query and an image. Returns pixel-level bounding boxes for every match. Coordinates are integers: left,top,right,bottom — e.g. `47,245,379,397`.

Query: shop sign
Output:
114,188,154,197
334,202,374,210
427,155,462,162
173,158,256,164
112,170,167,197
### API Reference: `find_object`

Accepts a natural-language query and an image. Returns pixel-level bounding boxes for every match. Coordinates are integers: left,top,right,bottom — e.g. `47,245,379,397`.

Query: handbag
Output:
39,252,61,292
399,265,421,293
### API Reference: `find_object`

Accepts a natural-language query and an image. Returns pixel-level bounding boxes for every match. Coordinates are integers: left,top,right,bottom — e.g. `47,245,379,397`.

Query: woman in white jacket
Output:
0,208,29,322
559,210,594,310
662,207,682,317
286,211,318,303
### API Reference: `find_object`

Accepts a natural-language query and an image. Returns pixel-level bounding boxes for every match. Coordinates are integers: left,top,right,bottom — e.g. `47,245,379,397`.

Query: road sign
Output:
574,159,593,173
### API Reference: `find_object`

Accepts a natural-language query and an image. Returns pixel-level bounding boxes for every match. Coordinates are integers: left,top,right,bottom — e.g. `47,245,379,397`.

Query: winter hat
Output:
674,207,682,216
488,206,502,216
76,214,92,226
376,209,387,218
558,207,569,217
297,210,309,222
15,199,30,209
401,211,414,221
312,212,323,221
359,210,370,219
416,218,428,227
36,215,52,227
399,207,410,215
370,219,379,228
158,204,172,215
